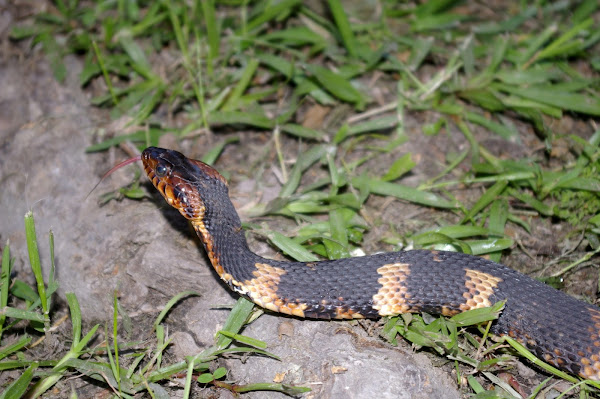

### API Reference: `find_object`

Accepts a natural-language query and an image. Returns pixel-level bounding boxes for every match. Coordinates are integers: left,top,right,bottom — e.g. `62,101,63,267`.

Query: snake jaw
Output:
142,147,207,221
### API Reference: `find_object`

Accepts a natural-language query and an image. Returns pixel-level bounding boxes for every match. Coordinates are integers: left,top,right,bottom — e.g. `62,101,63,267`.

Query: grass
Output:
1,213,308,398
6,0,600,397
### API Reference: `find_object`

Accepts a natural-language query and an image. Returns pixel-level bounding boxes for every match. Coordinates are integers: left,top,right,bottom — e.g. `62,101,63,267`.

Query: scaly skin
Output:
141,146,600,381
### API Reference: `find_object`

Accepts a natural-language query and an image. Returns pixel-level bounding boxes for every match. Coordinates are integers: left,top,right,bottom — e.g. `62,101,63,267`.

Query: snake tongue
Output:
86,155,142,200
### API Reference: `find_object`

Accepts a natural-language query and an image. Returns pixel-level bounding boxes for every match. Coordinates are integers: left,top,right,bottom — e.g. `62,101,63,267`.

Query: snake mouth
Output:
141,149,166,198
142,148,178,209
141,147,206,220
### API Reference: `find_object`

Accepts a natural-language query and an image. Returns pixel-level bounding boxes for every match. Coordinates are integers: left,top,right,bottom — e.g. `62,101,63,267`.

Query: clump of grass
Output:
11,2,600,152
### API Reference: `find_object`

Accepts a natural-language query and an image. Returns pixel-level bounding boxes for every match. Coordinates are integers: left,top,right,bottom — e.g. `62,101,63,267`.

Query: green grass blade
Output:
422,225,490,239
0,241,11,342
327,0,357,57
112,292,121,392
48,231,56,302
450,301,504,326
281,124,325,141
104,325,118,395
495,83,600,116
212,346,279,360
245,0,301,33
355,176,458,209
10,281,38,303
1,362,38,399
201,137,240,165
462,180,508,223
487,199,508,261
280,145,328,197
117,31,154,79
72,324,101,356
201,0,219,71
327,208,350,259
504,336,581,384
572,0,598,22
37,31,67,82
468,239,513,255
61,358,135,393
215,297,256,349
411,232,473,254
263,231,319,262
408,37,434,71
24,212,49,328
381,153,416,182
464,111,519,142
154,291,200,328
342,115,400,141
0,307,44,323
207,110,275,129
466,375,484,394
232,382,311,395
166,1,188,63
91,41,118,106
553,176,600,192
183,356,195,398
256,53,294,79
217,330,267,349
262,26,326,47
305,64,365,108
154,324,165,371
27,308,100,396
130,84,166,126
472,6,535,34
509,189,554,216
495,65,561,86
66,293,81,347
412,12,467,32
536,18,593,61
140,333,173,377
0,335,31,361
518,24,557,66
222,58,259,111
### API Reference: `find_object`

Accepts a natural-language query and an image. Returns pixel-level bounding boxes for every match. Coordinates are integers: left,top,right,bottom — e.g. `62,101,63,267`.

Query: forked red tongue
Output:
86,155,142,199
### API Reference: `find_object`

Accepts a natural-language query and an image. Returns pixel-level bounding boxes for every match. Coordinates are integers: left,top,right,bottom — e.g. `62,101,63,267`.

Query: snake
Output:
139,146,600,381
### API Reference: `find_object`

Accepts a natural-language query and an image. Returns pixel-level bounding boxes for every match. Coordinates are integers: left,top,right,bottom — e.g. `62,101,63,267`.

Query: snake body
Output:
141,146,600,381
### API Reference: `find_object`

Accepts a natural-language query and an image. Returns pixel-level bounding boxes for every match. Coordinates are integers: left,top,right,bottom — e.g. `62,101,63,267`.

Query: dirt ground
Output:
1,2,598,399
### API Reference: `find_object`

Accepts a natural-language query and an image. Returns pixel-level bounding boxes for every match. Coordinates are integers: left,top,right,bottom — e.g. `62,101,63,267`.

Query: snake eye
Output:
155,164,169,177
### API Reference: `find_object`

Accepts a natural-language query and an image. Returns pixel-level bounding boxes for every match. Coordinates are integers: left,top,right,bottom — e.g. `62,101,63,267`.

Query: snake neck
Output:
190,195,262,283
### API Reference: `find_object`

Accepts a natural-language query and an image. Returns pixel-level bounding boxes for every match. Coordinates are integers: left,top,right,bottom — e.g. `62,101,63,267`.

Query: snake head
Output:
141,146,228,220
